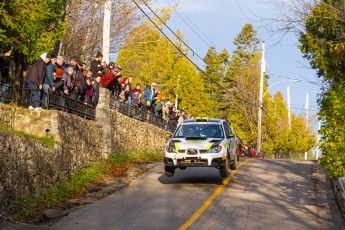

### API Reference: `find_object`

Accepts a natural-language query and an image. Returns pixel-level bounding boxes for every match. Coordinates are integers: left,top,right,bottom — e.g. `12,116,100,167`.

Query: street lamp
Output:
257,79,301,154
262,79,301,98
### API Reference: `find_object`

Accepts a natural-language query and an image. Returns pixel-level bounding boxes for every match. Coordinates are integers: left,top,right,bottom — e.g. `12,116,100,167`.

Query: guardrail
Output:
0,82,96,120
109,95,166,130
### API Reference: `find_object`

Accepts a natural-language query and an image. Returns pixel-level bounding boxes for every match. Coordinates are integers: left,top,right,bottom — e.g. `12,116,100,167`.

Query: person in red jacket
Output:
26,52,51,110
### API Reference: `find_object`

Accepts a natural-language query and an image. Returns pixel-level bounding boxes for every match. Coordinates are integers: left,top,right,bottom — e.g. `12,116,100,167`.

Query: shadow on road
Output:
158,167,224,185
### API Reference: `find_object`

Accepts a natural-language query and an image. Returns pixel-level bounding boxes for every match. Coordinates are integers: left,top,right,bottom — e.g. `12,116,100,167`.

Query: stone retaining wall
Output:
0,89,167,207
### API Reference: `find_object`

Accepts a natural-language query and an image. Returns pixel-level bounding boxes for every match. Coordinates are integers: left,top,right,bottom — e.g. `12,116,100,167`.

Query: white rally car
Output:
164,117,238,178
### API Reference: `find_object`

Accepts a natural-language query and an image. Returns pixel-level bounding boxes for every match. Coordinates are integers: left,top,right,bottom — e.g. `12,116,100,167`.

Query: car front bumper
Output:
164,151,226,168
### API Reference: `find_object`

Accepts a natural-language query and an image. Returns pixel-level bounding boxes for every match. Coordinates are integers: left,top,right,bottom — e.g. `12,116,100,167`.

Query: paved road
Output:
52,159,344,230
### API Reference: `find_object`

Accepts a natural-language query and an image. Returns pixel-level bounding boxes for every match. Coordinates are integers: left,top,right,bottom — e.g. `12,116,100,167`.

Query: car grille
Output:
178,150,208,154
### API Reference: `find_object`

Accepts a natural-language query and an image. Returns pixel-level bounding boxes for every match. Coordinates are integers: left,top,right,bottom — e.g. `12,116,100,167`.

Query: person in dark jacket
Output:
26,52,51,110
168,106,180,133
43,53,57,107
90,52,103,77
92,74,101,106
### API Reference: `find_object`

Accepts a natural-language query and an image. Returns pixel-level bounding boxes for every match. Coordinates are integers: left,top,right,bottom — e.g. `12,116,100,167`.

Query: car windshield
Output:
174,123,224,138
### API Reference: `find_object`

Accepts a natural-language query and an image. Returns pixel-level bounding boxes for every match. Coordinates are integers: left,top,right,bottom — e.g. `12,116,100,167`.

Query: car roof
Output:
183,118,224,123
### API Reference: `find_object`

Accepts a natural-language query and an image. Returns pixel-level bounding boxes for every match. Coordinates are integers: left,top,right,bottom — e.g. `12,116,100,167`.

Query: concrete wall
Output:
0,89,167,207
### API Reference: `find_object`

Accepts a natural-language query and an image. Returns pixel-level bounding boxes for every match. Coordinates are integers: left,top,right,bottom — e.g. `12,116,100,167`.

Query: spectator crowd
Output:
25,51,193,133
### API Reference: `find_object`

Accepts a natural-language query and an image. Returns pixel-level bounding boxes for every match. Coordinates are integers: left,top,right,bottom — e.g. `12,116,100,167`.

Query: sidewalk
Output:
333,176,345,221
0,162,160,230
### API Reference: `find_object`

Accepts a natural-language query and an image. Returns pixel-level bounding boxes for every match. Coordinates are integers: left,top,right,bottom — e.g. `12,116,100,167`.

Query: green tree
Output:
222,24,262,145
299,1,345,178
0,0,68,84
203,46,229,116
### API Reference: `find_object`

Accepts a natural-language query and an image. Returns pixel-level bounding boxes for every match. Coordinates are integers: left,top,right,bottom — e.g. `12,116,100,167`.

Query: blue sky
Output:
151,0,320,126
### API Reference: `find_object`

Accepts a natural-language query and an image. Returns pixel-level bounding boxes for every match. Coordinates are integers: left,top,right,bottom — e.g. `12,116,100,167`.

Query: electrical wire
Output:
132,0,261,108
164,0,216,49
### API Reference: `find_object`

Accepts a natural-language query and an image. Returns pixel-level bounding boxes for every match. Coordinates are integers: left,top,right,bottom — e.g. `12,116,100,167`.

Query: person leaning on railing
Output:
26,52,51,110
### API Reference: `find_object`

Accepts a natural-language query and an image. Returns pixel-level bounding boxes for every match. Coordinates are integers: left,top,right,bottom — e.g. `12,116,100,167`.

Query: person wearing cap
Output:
55,56,65,70
53,68,65,94
90,52,103,77
43,53,57,107
26,52,51,110
143,82,157,113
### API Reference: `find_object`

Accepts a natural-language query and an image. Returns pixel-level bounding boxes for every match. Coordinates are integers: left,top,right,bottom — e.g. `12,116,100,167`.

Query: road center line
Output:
178,159,251,230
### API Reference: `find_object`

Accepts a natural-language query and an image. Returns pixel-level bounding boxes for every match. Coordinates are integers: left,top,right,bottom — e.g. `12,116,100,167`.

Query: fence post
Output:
95,87,112,159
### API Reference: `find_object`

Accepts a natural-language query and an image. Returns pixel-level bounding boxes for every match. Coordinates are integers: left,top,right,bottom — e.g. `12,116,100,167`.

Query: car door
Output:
223,121,236,155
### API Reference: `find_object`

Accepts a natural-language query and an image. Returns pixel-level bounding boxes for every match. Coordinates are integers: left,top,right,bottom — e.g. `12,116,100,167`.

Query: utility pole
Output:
316,120,321,159
287,86,291,129
175,75,180,109
102,0,112,64
257,42,265,154
305,93,309,160
305,93,309,130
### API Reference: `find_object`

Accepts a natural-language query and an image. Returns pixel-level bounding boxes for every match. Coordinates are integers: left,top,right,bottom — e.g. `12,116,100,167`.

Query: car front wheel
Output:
165,166,175,177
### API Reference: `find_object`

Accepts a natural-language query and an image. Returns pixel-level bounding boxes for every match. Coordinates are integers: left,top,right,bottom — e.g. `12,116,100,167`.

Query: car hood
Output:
170,138,223,151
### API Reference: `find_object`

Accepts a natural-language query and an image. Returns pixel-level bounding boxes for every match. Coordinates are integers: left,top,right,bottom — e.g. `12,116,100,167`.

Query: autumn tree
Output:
116,8,211,116
221,24,262,145
60,0,146,64
0,0,68,84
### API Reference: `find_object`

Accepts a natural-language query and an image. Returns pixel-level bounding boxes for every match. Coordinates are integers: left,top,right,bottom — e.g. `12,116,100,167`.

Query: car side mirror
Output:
228,133,235,138
165,133,172,138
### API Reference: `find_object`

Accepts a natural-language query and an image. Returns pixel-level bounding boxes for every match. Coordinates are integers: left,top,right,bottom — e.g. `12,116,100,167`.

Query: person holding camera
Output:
84,71,94,105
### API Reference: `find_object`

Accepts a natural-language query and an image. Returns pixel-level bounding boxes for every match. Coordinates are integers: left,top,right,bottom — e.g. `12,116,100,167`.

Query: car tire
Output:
219,156,230,178
165,167,175,177
230,153,238,170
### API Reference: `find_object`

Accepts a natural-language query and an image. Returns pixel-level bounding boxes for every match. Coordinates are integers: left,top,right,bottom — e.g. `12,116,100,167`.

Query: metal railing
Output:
0,82,96,120
109,95,167,130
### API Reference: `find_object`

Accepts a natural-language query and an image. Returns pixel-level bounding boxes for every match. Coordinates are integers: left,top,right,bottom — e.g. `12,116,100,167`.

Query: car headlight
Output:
208,146,222,153
166,144,176,153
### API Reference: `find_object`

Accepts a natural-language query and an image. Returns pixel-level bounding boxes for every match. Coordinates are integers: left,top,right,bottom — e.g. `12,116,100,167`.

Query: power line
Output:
133,0,261,108
234,0,251,21
164,0,216,49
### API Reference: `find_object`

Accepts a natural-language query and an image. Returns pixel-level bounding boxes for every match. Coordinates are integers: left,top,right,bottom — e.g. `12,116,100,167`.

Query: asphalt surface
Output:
52,159,345,230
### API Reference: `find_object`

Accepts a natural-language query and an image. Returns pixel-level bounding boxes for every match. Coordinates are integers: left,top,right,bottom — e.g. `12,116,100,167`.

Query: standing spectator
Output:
125,77,133,104
72,61,85,101
131,83,141,107
53,68,65,94
70,56,78,70
62,67,74,95
26,52,51,110
92,74,101,106
164,101,171,124
143,82,157,113
155,98,164,119
84,71,94,104
55,56,65,70
90,52,103,77
177,109,186,127
43,53,56,107
168,105,180,133
101,61,109,74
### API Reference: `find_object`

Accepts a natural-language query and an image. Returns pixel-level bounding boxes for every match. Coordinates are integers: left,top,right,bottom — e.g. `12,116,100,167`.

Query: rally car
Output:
164,117,238,178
